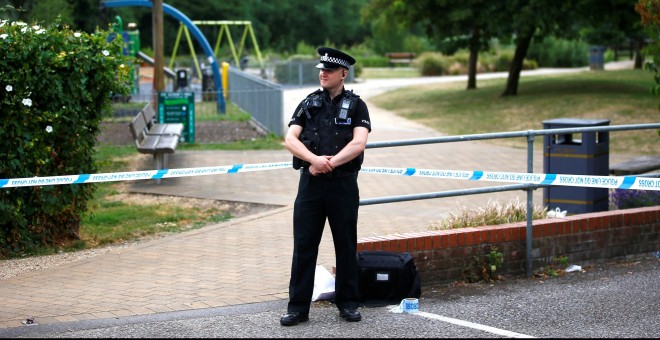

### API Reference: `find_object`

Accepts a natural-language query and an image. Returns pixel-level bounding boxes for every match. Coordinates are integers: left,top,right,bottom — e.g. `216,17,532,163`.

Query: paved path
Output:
0,62,638,329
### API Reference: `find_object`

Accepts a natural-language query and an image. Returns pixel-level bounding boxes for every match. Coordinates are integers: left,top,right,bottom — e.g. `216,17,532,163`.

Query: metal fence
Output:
107,61,364,141
271,60,355,86
228,67,284,135
106,66,284,144
363,122,660,277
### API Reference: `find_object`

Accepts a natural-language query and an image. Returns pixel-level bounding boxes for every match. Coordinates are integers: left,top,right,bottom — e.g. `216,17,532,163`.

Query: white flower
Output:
35,29,45,34
13,22,27,27
102,50,110,56
0,20,6,27
0,34,7,39
5,85,12,92
45,126,53,133
20,26,27,33
74,32,81,38
120,64,125,68
32,25,40,30
22,98,32,107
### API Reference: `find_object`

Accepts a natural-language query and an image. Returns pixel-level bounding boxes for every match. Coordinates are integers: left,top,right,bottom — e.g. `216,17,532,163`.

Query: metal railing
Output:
228,67,284,135
362,123,660,278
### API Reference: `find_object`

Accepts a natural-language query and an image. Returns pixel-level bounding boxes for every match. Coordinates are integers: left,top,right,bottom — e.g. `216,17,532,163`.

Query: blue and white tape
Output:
0,162,292,188
1,162,659,191
360,167,660,191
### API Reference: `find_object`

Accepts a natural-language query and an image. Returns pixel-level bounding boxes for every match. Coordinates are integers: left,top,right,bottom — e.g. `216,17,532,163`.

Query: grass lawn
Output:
369,69,659,155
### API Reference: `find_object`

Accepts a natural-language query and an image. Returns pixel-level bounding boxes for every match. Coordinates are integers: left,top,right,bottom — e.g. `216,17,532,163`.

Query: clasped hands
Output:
308,155,334,176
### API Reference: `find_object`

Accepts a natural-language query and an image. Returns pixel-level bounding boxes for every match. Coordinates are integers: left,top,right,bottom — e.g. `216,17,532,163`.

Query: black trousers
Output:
287,172,360,313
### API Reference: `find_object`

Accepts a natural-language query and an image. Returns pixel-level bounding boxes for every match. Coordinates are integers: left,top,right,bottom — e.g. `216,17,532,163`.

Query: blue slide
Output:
100,0,226,113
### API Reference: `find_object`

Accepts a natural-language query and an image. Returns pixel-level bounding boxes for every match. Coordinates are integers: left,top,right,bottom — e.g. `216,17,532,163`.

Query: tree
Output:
635,0,660,137
362,0,504,90
577,0,646,69
499,0,581,96
26,0,73,25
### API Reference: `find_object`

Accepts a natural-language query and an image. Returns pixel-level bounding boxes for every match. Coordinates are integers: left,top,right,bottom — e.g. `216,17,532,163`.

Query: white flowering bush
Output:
0,19,131,257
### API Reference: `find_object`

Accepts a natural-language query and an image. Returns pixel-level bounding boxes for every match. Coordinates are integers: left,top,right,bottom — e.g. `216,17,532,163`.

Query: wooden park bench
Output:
128,105,180,180
385,52,416,67
609,155,660,176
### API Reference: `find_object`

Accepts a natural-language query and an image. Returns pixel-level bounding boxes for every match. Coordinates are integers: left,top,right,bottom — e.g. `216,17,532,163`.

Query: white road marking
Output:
412,311,536,338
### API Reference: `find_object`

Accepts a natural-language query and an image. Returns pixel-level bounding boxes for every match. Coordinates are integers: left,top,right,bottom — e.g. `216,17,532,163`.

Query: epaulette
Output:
297,89,324,119
344,89,360,99
307,88,324,97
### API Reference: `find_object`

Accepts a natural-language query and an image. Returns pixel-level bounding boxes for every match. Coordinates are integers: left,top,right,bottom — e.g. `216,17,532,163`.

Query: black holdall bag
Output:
356,250,422,306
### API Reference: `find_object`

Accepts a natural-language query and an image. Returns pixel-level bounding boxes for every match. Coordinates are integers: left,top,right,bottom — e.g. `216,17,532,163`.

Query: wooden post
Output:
152,0,165,108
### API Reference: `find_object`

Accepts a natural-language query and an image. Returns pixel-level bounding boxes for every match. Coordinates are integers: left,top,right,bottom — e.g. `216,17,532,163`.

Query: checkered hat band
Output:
320,55,350,68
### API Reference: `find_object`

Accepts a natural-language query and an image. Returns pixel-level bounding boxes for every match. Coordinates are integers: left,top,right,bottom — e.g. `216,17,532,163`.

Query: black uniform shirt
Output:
289,88,371,133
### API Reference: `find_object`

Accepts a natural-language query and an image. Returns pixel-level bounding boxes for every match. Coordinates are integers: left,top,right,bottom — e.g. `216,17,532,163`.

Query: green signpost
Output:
158,92,195,143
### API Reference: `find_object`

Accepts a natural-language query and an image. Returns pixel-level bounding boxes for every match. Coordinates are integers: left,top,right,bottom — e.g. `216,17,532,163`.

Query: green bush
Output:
527,36,589,68
487,50,513,72
359,55,390,68
0,19,131,258
415,52,449,76
414,50,537,77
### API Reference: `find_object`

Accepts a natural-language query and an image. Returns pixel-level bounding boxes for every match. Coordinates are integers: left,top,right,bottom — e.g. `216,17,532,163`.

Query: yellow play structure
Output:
169,20,264,79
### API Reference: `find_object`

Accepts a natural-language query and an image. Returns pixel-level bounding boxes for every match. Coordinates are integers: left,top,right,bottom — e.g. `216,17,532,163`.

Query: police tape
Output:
359,167,660,191
0,162,293,188
0,162,659,191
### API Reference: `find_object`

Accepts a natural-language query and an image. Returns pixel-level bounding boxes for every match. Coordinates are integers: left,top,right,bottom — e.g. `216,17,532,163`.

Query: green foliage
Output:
359,56,390,68
415,52,449,76
0,19,131,258
414,49,538,77
462,246,504,283
635,0,660,138
535,255,570,278
527,36,589,68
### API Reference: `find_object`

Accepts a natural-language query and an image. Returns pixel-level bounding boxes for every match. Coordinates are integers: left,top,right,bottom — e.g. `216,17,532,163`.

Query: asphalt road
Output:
3,256,658,338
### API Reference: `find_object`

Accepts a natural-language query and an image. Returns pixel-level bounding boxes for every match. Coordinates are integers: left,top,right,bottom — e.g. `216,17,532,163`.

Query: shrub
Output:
428,198,548,230
358,55,390,68
414,52,449,76
0,19,131,258
463,245,505,283
415,49,537,76
527,36,589,68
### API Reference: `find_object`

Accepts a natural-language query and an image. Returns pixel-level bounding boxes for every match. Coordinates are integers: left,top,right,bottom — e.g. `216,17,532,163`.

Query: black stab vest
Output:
293,89,363,172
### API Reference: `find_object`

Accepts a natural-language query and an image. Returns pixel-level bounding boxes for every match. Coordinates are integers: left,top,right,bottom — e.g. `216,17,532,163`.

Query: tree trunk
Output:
501,33,533,97
467,26,480,90
634,39,645,70
152,0,165,108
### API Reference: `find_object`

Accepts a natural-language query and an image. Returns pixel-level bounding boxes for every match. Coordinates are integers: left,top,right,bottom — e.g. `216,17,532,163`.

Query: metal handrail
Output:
361,123,660,277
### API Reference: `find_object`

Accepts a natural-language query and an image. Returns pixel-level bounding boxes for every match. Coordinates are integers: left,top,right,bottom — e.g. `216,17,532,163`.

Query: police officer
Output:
280,47,371,326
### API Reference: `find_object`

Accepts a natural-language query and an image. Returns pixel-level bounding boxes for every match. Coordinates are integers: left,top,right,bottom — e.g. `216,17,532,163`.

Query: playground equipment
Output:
107,15,139,98
170,20,265,79
100,0,226,113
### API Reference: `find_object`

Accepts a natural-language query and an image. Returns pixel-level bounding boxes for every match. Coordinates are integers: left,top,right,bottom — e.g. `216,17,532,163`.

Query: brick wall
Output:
357,206,660,284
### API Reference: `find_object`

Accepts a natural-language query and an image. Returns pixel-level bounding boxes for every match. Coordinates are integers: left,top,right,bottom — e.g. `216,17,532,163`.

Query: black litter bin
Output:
201,67,216,101
543,118,610,215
